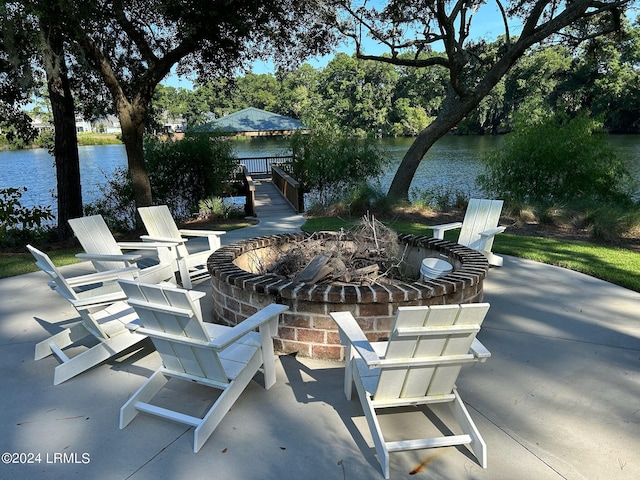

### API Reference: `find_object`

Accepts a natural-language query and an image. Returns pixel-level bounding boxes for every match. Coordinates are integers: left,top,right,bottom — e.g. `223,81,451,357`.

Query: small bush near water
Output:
0,187,55,249
85,133,239,230
289,127,389,210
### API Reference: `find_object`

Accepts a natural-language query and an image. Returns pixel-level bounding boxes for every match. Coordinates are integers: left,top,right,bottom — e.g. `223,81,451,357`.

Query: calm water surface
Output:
2,135,639,221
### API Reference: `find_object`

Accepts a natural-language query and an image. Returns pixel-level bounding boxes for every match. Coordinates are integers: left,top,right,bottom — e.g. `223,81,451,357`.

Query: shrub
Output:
410,186,469,210
0,187,54,247
479,113,634,205
197,196,244,220
289,127,389,209
145,133,239,220
86,133,239,228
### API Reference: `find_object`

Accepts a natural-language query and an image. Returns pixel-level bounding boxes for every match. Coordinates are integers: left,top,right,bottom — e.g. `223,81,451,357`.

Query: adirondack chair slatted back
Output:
376,303,489,402
458,199,503,252
27,244,119,341
138,205,183,240
118,280,228,384
27,245,78,302
138,205,195,261
69,215,126,271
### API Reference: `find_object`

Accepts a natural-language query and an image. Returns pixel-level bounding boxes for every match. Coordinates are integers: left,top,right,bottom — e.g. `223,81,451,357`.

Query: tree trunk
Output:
118,101,153,209
387,89,476,201
387,58,522,201
40,22,83,240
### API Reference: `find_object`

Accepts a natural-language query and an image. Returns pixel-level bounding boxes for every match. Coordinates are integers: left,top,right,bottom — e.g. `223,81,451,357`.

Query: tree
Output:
38,4,83,239
51,0,336,210
1,1,83,239
334,0,632,200
316,52,399,135
0,2,38,144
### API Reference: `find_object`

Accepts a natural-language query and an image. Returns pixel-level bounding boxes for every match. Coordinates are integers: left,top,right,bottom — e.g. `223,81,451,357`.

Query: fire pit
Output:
207,232,489,360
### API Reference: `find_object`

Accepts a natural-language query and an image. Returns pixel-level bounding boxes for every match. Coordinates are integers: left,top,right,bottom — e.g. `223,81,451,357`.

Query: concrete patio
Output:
1,209,639,478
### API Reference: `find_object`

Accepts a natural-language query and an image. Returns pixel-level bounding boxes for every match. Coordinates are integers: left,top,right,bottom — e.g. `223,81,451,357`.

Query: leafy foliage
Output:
479,114,635,204
197,196,244,220
0,187,54,247
85,133,239,229
144,134,239,220
289,127,389,208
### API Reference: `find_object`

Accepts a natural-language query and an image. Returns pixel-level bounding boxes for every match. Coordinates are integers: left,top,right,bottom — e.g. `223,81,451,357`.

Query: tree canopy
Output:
331,0,633,200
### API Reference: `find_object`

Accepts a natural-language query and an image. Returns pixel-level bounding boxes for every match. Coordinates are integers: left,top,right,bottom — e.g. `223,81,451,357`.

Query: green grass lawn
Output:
0,247,82,279
302,216,640,293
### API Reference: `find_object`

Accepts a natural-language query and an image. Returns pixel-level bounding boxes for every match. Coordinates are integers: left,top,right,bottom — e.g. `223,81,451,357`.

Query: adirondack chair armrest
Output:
470,338,491,362
478,226,506,238
178,229,225,250
65,266,140,287
429,222,463,240
76,252,142,264
70,291,128,310
140,234,187,245
330,311,381,367
476,226,506,253
118,241,180,250
211,304,288,350
178,229,226,238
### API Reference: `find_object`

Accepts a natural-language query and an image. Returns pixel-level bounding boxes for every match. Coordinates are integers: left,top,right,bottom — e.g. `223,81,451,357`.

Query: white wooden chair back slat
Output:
374,304,489,402
138,205,182,239
118,280,227,383
458,199,503,251
69,215,124,271
28,245,77,301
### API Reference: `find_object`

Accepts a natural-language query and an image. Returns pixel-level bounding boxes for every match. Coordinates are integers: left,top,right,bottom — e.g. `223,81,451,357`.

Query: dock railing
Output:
238,156,293,175
238,165,256,217
271,165,304,213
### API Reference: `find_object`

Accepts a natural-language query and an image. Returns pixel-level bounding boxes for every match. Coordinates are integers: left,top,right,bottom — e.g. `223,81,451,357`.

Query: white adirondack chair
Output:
430,198,506,266
330,303,491,479
138,205,225,288
68,214,177,284
27,245,144,385
117,278,287,453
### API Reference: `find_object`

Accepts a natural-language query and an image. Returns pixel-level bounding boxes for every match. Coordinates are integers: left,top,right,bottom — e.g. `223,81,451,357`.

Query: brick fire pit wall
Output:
207,233,490,360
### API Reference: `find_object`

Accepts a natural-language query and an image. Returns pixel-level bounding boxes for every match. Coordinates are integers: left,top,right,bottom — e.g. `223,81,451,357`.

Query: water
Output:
2,135,639,221
378,136,501,199
0,144,128,214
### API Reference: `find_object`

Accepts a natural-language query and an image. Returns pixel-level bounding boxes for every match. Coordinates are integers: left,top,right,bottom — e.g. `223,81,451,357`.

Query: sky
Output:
162,2,522,90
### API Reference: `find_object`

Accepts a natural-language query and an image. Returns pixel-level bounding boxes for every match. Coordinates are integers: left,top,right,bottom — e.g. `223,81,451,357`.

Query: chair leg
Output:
194,351,263,453
177,257,192,289
353,372,390,479
120,370,169,429
53,331,145,385
35,323,90,361
259,323,277,390
483,251,503,267
343,347,355,400
450,388,487,468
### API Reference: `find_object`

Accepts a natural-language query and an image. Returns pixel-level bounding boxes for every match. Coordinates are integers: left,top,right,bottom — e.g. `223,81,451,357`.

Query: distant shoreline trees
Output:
148,25,640,139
